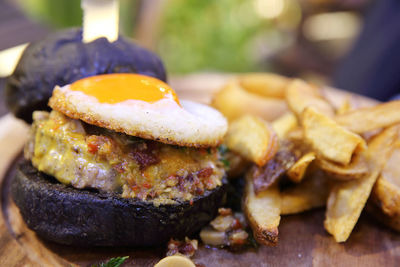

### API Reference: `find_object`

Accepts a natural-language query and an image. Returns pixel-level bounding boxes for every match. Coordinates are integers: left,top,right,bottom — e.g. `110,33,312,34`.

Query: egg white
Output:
48,84,228,147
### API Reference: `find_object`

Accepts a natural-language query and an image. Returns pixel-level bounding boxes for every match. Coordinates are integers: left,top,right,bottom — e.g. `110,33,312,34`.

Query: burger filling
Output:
25,110,224,204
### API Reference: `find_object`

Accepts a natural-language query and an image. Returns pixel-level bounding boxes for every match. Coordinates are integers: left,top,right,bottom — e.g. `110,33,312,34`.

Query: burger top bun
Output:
5,28,167,123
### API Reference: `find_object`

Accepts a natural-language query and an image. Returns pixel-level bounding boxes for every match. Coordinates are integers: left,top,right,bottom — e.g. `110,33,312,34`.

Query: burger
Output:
8,29,228,247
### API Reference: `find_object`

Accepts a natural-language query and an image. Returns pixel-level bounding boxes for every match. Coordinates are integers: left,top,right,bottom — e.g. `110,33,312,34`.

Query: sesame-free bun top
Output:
6,28,166,123
49,74,228,148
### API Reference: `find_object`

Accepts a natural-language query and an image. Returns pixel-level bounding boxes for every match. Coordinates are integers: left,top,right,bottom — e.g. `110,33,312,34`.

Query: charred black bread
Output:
12,160,228,247
5,28,166,123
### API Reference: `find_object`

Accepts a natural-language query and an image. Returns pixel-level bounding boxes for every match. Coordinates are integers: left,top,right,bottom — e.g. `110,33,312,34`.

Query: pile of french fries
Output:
212,73,400,244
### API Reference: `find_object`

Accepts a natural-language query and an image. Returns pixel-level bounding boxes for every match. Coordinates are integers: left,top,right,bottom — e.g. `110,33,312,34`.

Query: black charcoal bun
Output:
11,160,227,247
5,28,167,123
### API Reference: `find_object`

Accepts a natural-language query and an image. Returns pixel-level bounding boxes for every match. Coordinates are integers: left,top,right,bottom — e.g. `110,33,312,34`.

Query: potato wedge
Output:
336,97,352,115
302,107,366,165
366,124,400,167
287,152,316,183
335,100,400,134
324,125,399,242
281,169,330,215
225,115,279,166
317,152,369,181
324,168,379,242
285,127,304,142
286,79,334,118
212,81,287,122
244,175,281,246
367,125,400,232
271,112,298,139
239,73,290,99
373,166,400,218
368,152,400,233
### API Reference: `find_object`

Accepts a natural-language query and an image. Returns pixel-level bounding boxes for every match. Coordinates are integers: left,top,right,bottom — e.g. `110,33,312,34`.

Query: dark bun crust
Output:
12,160,227,247
5,28,167,123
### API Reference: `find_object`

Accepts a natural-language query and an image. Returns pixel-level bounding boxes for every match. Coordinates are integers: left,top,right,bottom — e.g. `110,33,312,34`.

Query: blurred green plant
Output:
17,0,82,28
16,0,137,35
16,0,299,74
156,0,275,73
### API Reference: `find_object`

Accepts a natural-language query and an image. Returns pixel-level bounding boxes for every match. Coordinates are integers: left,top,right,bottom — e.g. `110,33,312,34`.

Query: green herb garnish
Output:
92,256,129,267
221,159,230,167
247,232,259,249
218,144,228,155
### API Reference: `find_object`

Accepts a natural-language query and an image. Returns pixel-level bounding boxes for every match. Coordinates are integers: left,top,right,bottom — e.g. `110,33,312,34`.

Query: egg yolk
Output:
70,73,180,105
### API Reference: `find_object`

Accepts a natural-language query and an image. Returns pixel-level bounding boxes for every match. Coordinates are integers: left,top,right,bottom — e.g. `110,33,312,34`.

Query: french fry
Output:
335,100,400,133
372,165,400,217
366,124,400,167
287,152,316,183
368,148,400,233
212,81,287,122
285,127,304,142
324,168,379,242
281,169,331,215
238,73,290,99
224,115,279,166
336,97,352,115
244,175,281,246
369,126,400,231
302,107,366,165
271,112,298,139
286,79,334,118
317,152,369,181
324,125,400,242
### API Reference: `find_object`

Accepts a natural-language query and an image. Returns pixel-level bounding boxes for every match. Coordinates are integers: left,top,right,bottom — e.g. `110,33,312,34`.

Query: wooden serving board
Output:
1,74,399,267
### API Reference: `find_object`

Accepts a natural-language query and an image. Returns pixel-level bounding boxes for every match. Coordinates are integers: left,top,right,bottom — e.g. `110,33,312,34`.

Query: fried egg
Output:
48,73,228,147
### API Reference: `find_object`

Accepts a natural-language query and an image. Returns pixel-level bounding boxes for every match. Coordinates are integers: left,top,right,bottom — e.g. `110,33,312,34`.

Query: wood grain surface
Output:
0,74,398,267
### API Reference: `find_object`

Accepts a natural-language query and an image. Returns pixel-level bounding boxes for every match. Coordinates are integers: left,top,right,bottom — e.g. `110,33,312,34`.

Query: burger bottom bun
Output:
11,160,227,247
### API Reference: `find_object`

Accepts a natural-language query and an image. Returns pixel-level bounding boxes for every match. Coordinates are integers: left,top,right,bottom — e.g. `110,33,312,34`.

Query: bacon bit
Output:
167,238,198,258
131,185,138,191
197,167,213,178
181,242,195,255
218,208,233,216
142,182,152,189
205,178,214,189
231,218,242,230
199,149,208,155
195,187,204,195
113,162,126,173
131,146,160,170
87,141,98,154
86,135,113,155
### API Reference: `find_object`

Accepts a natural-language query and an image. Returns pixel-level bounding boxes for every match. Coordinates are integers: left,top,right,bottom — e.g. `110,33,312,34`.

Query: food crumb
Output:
166,237,198,258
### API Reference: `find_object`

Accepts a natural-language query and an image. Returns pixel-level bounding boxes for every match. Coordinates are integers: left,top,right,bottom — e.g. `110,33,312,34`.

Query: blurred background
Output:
1,0,399,106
